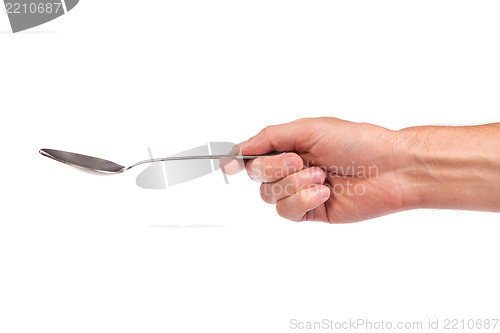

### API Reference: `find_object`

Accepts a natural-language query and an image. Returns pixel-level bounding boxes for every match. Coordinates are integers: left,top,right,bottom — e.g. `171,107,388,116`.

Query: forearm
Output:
395,123,500,212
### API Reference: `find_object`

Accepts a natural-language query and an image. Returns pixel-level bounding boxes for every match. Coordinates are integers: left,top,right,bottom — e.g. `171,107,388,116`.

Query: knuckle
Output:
286,174,300,193
260,184,275,204
298,188,311,204
247,159,274,182
275,201,288,219
246,168,258,181
262,164,275,181
310,166,326,183
262,125,275,134
285,183,298,197
246,163,263,181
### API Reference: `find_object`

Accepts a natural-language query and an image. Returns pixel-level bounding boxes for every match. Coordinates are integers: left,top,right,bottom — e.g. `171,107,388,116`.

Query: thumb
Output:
220,120,309,175
240,121,304,156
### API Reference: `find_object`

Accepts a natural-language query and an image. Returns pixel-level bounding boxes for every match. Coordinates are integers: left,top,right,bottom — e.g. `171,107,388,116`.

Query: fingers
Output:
259,166,329,222
275,185,331,221
246,152,303,182
260,167,326,204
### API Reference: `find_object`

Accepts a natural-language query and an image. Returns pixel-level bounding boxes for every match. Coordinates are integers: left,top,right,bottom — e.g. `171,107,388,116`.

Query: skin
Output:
221,117,500,223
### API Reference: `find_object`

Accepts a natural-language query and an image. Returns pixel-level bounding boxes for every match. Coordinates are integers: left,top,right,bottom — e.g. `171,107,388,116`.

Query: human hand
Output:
222,117,405,223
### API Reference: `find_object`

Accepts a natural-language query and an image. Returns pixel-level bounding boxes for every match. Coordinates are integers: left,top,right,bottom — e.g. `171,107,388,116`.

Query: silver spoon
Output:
39,148,282,174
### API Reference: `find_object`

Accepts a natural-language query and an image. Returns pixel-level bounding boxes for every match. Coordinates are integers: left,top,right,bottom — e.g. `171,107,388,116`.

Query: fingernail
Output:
317,186,330,199
238,140,248,147
309,169,325,184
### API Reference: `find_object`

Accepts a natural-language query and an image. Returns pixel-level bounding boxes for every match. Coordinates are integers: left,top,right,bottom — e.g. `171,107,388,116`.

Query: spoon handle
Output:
126,152,286,170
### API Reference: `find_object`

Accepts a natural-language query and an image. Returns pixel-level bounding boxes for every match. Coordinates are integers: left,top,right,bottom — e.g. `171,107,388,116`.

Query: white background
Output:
1,1,499,332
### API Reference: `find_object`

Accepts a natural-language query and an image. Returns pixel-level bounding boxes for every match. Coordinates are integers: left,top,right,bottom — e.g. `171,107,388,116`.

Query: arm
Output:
396,123,500,212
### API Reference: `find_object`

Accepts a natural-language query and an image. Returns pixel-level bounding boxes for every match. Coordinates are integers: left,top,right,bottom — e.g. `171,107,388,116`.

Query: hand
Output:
222,117,405,223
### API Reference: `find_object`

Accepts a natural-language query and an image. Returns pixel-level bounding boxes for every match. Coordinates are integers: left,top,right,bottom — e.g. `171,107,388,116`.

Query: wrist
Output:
392,128,428,210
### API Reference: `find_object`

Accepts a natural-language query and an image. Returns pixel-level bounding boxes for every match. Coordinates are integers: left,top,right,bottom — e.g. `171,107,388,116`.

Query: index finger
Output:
245,152,303,182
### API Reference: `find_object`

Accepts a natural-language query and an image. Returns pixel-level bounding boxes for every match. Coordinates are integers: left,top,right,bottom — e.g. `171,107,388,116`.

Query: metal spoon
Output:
39,148,281,174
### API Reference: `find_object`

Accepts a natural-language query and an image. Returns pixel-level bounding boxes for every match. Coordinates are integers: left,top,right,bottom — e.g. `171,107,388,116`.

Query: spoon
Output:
39,148,281,174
